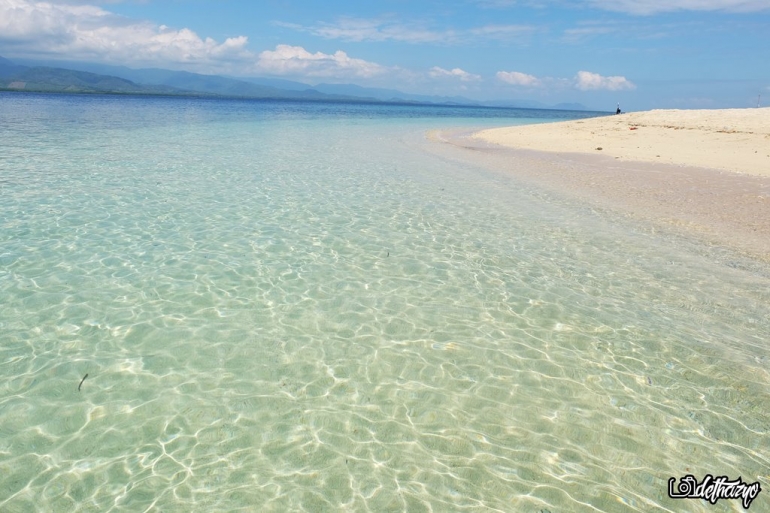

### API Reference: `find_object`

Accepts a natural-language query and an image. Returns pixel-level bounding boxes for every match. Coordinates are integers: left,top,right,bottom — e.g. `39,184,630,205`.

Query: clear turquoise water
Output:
0,93,768,512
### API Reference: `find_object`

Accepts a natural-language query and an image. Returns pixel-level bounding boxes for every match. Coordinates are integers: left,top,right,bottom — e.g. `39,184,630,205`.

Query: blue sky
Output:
1,0,768,110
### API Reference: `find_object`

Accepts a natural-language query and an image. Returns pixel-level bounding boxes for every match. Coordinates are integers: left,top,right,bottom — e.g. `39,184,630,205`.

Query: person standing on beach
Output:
616,103,621,114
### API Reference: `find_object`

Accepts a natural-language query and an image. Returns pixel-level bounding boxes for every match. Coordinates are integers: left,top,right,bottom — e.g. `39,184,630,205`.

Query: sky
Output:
1,0,768,110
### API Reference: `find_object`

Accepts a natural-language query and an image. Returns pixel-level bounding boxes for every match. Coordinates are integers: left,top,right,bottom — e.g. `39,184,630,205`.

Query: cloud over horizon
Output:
255,45,389,79
497,69,634,91
574,70,635,90
496,70,541,87
0,0,252,70
429,67,481,81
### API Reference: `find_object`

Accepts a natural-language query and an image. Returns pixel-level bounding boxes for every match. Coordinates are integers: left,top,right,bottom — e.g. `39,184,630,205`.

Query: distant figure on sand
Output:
616,103,621,115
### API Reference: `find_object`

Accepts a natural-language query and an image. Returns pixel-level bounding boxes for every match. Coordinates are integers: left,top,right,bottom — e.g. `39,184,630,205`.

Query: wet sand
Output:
427,122,770,264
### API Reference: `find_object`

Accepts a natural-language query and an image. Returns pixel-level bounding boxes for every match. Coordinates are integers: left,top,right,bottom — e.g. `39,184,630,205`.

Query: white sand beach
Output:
474,108,770,176
430,108,770,262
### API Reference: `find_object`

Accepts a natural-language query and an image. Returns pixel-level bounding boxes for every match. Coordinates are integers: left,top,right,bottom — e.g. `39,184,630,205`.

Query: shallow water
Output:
1,94,768,512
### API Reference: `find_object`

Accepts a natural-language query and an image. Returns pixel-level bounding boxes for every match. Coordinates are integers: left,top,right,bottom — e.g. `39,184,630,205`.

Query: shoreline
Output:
426,119,770,264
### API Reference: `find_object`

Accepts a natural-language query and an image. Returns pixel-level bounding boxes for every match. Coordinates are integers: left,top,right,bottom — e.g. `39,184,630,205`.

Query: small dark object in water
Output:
78,373,88,392
646,376,652,386
387,252,389,257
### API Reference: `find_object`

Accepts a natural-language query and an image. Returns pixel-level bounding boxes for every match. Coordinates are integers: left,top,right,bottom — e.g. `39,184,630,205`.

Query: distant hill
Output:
0,65,188,95
111,67,323,99
1,56,590,111
0,56,27,78
0,58,200,95
235,76,317,91
3,58,376,101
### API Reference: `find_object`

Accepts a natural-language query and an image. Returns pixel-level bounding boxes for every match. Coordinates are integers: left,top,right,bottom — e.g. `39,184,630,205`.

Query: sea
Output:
1,93,768,512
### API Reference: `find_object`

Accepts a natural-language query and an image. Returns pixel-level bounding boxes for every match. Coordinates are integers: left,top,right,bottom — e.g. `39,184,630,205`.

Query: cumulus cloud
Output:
0,0,251,69
574,70,635,90
255,45,388,79
496,70,541,87
497,69,635,91
429,66,481,82
0,0,393,81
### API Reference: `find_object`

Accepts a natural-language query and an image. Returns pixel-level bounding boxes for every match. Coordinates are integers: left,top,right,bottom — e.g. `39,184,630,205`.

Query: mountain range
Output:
0,56,588,111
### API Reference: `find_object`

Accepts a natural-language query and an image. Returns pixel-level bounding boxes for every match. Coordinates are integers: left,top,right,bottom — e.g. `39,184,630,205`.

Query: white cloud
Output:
255,45,388,79
0,0,393,81
0,0,251,70
429,66,481,82
497,69,635,91
303,18,449,44
562,25,618,42
278,17,534,45
475,0,551,8
587,0,770,14
574,70,635,90
496,70,541,87
467,24,537,41
477,0,770,13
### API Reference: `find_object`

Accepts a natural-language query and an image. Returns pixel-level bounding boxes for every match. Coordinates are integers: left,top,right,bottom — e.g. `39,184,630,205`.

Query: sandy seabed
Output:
429,108,770,263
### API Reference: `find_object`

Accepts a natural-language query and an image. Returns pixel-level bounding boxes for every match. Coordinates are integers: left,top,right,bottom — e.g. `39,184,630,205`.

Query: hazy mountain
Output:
2,56,589,110
121,68,312,98
0,64,191,95
10,58,312,91
0,56,28,78
7,57,378,101
235,76,316,91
